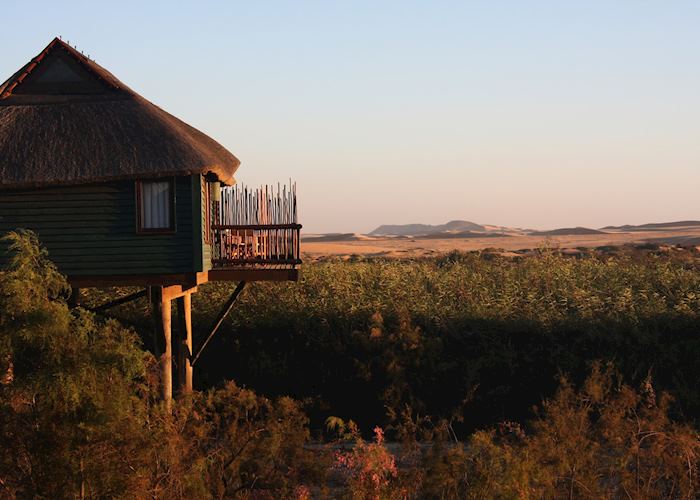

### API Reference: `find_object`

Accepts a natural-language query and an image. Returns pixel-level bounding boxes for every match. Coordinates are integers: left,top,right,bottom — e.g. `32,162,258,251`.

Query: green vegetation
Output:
2,232,699,497
191,248,700,433
0,231,319,498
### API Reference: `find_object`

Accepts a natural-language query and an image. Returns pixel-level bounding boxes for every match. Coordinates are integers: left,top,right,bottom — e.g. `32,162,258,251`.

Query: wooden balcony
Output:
211,183,301,273
211,223,302,269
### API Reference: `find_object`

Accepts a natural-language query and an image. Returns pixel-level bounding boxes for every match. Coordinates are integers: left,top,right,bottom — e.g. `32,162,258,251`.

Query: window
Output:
136,179,175,232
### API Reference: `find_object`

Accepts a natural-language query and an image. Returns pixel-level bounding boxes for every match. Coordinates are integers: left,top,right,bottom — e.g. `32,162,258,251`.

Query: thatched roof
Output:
0,38,240,188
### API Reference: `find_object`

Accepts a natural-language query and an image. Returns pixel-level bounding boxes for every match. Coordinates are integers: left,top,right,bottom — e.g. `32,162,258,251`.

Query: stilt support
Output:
150,284,199,407
176,294,193,395
68,287,82,308
150,286,172,410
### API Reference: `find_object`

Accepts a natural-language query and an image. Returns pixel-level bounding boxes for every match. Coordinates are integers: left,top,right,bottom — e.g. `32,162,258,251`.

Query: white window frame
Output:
136,179,176,233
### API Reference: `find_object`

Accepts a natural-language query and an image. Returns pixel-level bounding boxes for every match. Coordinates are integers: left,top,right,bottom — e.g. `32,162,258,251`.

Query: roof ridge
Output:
0,37,124,99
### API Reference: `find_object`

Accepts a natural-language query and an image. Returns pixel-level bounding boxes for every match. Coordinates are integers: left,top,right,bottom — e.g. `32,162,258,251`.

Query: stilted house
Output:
0,38,301,404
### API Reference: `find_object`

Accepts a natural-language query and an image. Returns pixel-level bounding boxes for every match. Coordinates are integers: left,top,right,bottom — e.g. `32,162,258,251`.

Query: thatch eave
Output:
0,38,241,189
0,166,237,191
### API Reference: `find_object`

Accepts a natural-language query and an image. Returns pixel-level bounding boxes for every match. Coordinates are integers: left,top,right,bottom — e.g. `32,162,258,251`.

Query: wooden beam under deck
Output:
207,268,299,282
68,272,209,289
67,268,298,288
88,288,147,312
161,284,198,302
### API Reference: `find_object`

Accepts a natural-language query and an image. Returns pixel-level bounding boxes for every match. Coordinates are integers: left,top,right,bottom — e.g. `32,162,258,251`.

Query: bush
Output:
3,232,698,497
0,230,154,498
0,231,322,498
418,364,700,498
330,421,400,499
175,251,700,433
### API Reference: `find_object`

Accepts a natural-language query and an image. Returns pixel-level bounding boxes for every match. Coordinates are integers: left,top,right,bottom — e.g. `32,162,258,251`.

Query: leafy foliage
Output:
0,231,321,498
177,248,700,432
333,425,399,499
2,232,699,497
417,364,700,499
0,230,153,497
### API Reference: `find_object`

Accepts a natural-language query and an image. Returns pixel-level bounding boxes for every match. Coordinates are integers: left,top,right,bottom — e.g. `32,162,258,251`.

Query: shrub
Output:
0,231,323,498
0,230,154,498
418,364,700,498
330,420,401,499
177,251,700,433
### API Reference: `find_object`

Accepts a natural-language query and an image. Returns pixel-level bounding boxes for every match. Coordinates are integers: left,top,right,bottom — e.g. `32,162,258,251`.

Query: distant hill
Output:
417,231,509,240
602,221,700,232
530,227,606,236
306,220,700,243
370,220,485,236
302,233,377,242
368,220,610,238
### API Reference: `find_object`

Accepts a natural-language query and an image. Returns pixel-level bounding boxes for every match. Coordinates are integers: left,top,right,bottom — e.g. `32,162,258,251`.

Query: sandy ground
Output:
301,226,700,260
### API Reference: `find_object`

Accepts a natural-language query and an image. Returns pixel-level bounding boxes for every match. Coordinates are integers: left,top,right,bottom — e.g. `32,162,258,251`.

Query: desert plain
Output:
302,222,700,261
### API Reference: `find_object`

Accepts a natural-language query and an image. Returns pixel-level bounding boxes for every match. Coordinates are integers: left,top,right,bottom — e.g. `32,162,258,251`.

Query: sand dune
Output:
302,225,700,261
603,221,700,232
530,227,606,236
416,231,509,240
302,233,378,242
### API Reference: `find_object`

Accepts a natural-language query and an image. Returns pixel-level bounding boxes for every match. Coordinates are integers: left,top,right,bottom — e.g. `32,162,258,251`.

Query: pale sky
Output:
2,1,699,233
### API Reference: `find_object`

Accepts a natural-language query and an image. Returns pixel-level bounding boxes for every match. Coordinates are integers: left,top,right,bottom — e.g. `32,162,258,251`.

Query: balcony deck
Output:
211,183,301,274
211,223,301,268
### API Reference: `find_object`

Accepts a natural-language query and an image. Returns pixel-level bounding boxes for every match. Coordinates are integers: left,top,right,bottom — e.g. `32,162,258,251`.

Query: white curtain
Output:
141,181,171,229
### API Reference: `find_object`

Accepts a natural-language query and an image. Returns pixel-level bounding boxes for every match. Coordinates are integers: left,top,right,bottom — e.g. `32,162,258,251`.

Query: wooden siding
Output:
203,180,215,272
0,177,198,276
193,175,214,273
190,175,205,273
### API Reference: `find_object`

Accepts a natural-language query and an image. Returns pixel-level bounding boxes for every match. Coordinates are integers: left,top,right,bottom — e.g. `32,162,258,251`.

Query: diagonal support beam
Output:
191,281,247,366
89,289,147,313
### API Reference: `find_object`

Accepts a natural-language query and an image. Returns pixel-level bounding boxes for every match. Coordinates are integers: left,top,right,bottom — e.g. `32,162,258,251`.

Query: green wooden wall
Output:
0,176,206,276
201,178,214,272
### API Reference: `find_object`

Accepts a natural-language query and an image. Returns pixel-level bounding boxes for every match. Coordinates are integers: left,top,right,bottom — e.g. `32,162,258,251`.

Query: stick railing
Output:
212,182,301,267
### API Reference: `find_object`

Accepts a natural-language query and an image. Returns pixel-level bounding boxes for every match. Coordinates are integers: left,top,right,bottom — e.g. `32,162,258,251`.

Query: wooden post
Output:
68,287,82,308
150,286,172,409
161,295,172,409
148,287,162,359
176,294,193,395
